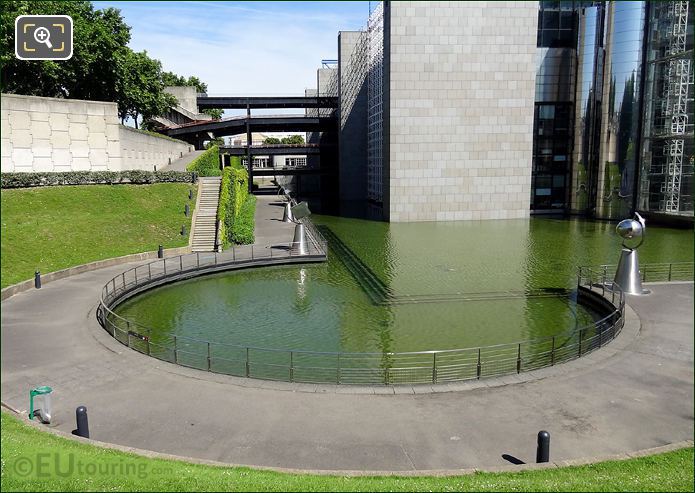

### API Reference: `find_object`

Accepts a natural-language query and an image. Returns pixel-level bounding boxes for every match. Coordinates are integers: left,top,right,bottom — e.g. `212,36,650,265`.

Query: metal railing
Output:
98,253,631,385
576,262,694,285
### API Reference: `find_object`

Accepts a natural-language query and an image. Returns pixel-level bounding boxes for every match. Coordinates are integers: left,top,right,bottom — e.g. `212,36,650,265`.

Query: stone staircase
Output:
191,177,222,252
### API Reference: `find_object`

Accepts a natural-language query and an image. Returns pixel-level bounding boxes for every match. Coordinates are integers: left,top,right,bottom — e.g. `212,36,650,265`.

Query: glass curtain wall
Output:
595,1,647,220
531,1,579,213
570,4,604,214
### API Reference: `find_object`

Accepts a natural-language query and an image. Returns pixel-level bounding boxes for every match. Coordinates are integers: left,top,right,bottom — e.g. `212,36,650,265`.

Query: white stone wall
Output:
385,1,538,222
119,126,191,171
1,93,191,172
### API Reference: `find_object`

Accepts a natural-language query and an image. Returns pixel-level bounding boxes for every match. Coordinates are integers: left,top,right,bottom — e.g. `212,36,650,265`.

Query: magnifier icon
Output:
34,27,53,49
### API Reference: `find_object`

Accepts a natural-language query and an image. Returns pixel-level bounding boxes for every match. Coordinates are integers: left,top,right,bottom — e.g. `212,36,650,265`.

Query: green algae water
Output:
114,217,693,355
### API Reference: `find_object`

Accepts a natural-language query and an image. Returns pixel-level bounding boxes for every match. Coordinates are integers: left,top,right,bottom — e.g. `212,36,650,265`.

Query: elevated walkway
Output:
197,95,338,109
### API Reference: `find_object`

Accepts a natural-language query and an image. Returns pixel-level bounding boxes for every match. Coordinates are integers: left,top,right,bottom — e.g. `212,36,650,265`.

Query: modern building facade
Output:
314,0,694,222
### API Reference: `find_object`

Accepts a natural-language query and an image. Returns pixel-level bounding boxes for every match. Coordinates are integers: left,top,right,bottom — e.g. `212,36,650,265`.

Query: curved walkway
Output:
1,264,692,471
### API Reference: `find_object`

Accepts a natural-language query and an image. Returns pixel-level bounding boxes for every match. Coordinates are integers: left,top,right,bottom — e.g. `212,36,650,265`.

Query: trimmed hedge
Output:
217,167,233,249
1,170,195,189
217,156,255,247
186,145,220,176
230,195,256,245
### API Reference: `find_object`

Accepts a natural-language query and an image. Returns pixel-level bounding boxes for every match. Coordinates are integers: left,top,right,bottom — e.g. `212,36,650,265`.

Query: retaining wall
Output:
1,93,191,172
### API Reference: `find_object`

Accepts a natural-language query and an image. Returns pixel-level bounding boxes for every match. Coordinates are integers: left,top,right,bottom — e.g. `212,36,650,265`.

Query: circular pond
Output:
113,216,693,358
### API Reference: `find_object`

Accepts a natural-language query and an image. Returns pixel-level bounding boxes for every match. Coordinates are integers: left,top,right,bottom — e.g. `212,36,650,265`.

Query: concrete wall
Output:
164,86,198,114
338,31,369,211
384,1,538,222
119,126,191,171
1,93,191,172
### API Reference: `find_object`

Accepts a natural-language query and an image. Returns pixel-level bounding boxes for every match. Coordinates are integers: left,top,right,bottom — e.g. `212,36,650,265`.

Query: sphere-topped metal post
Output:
289,201,312,256
613,212,649,295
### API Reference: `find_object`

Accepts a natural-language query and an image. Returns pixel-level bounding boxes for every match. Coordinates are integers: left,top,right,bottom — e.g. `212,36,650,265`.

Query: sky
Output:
93,1,371,96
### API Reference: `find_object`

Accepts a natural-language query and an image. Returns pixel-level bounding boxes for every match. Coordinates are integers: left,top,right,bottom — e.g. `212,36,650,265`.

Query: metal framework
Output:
658,1,692,212
367,2,384,203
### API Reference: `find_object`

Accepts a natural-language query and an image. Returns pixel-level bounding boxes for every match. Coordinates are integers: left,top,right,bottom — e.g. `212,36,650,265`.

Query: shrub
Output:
217,167,232,249
216,157,255,247
1,170,194,189
230,194,256,245
186,145,220,176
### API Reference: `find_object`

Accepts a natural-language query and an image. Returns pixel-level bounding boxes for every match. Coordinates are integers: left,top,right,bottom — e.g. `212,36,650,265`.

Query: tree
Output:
116,49,176,128
1,1,131,102
205,137,225,149
281,135,305,145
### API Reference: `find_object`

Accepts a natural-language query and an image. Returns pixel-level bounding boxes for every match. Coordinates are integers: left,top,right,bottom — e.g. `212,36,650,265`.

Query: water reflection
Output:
115,216,693,355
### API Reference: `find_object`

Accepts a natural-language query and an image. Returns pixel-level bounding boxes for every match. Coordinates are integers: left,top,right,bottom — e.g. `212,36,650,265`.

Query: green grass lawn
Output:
1,184,196,288
1,412,692,492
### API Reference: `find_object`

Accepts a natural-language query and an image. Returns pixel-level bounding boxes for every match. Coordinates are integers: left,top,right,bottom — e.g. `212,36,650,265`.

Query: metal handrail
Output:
587,261,693,283
96,252,642,385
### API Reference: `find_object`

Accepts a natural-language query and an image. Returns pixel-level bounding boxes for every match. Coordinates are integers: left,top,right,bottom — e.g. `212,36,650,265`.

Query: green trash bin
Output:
29,386,52,423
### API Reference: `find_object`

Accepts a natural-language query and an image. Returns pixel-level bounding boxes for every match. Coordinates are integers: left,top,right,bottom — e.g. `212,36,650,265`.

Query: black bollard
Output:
191,172,198,184
188,189,193,200
536,430,550,463
185,204,190,217
180,225,186,236
75,406,89,438
157,245,164,258
34,271,41,289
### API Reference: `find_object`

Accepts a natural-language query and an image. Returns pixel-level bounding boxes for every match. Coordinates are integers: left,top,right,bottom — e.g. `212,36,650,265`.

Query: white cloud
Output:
95,1,368,97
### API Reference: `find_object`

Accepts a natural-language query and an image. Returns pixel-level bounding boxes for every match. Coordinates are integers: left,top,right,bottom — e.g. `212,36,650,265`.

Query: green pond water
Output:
114,216,693,355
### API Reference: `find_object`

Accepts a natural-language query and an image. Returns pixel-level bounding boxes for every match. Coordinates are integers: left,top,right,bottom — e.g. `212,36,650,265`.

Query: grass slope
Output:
1,184,196,288
1,413,692,492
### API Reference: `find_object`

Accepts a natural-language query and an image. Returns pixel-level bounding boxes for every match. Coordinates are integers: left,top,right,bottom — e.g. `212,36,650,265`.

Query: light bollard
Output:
34,270,41,289
536,430,550,463
75,406,89,438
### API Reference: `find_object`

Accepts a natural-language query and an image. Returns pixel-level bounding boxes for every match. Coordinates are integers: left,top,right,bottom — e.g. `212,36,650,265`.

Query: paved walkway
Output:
160,149,204,171
1,200,692,471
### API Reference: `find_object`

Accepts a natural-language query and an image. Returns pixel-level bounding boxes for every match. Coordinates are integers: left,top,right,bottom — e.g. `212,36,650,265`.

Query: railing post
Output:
148,263,152,280
251,245,254,260
642,266,647,282
215,252,218,265
134,269,138,284
146,335,151,356
602,265,606,296
180,255,183,272
245,347,250,377
173,335,178,364
233,247,235,262
126,321,131,346
432,352,437,384
668,263,673,281
383,367,388,385
336,354,341,384
207,342,211,371
122,272,126,289
289,351,294,382
476,348,482,379
516,344,522,374
578,329,584,357
197,252,200,269
550,336,555,366
163,258,167,275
